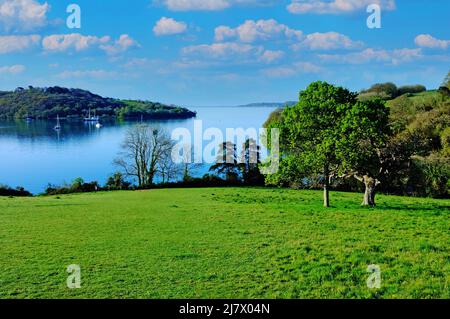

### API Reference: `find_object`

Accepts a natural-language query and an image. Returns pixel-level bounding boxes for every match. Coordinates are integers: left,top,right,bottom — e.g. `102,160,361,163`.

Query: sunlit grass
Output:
0,188,448,299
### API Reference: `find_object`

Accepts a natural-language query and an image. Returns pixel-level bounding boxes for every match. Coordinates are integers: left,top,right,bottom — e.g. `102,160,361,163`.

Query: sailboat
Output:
54,115,61,130
84,108,99,122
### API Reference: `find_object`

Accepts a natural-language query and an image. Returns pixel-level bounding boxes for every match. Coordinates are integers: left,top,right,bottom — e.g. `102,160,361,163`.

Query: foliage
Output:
105,172,131,191
239,138,264,185
265,79,449,200
359,82,426,101
45,178,100,195
0,185,32,197
266,81,358,206
0,86,196,120
210,142,241,182
408,156,450,198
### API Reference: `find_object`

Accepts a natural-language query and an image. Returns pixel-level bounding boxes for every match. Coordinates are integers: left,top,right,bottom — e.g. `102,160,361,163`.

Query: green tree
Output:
240,138,264,185
210,142,240,182
269,81,357,207
338,99,391,206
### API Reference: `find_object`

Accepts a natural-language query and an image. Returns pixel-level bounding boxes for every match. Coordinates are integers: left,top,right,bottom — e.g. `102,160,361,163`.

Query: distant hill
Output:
237,101,296,108
0,86,196,120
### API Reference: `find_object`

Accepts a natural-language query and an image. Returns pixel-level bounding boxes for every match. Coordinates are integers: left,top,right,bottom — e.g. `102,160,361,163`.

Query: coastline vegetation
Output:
0,86,196,120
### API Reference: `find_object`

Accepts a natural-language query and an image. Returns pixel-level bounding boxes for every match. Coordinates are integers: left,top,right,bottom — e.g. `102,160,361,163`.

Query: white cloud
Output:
287,0,396,14
56,69,118,79
318,48,422,65
0,0,50,31
293,32,363,50
158,0,273,11
42,33,138,55
215,19,303,43
0,64,25,74
0,34,40,54
259,50,284,63
42,33,110,52
262,61,322,77
415,34,450,50
153,17,187,36
100,34,140,55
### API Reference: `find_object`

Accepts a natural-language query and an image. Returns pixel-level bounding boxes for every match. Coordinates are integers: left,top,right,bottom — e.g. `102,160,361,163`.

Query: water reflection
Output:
0,106,277,193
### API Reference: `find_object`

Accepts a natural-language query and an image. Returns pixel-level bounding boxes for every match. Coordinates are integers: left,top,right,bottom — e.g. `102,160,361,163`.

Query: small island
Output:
0,86,197,120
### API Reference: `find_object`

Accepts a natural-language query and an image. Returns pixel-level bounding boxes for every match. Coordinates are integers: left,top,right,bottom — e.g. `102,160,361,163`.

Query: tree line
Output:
264,74,449,206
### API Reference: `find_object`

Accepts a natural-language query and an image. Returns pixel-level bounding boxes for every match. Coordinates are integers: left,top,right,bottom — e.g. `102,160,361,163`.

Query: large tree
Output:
269,81,357,207
114,124,173,187
338,99,391,206
240,138,264,185
210,142,240,182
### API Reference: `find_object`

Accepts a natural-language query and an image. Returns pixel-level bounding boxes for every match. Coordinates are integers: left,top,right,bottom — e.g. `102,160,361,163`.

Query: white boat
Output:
95,122,102,128
54,115,61,130
84,109,99,122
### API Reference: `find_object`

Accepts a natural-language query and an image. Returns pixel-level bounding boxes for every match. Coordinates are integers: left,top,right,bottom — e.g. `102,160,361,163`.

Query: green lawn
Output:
0,188,449,299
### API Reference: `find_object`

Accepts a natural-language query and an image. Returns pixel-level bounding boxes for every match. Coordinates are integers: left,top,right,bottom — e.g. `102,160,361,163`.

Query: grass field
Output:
0,188,449,299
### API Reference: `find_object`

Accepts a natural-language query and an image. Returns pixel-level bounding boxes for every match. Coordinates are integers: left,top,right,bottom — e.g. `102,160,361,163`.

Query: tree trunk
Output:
362,176,377,207
324,165,330,208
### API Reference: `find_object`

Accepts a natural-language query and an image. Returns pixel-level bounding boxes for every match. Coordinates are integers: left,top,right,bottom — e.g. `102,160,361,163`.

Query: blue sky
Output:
0,0,449,106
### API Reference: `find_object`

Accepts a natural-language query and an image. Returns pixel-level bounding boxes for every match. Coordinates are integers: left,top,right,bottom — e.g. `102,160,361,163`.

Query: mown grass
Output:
0,188,448,299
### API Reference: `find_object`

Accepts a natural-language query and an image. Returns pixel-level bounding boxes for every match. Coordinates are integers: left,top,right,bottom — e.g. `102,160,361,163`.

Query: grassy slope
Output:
0,188,449,299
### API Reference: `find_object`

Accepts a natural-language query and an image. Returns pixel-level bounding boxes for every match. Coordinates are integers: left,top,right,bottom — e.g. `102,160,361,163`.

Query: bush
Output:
0,185,32,197
361,82,398,100
408,158,450,198
105,172,131,190
45,178,100,195
397,85,426,96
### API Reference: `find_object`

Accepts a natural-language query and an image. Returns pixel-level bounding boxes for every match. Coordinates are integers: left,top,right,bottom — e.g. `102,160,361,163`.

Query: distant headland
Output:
0,86,197,120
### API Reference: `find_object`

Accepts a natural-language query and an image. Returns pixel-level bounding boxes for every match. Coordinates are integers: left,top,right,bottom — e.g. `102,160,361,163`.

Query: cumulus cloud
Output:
293,32,363,50
259,50,284,63
0,34,40,54
287,0,396,14
318,47,422,65
215,19,303,43
153,17,187,36
0,0,50,31
42,33,110,52
42,33,139,55
0,64,25,74
158,0,274,11
415,34,450,50
100,34,140,55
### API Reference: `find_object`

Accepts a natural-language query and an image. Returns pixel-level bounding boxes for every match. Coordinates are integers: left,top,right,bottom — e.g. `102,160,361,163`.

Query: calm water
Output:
0,106,276,194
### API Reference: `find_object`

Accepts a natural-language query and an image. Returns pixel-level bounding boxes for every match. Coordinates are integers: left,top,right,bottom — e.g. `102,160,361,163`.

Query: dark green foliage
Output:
210,142,241,182
397,85,427,96
265,78,449,199
359,83,427,101
408,157,450,198
360,82,398,100
0,185,32,197
105,172,131,190
266,81,357,188
0,86,196,120
240,138,264,185
45,178,100,195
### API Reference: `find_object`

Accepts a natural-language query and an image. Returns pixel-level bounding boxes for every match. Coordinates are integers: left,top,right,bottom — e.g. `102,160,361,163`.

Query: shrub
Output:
105,172,131,190
0,185,32,197
397,85,426,96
